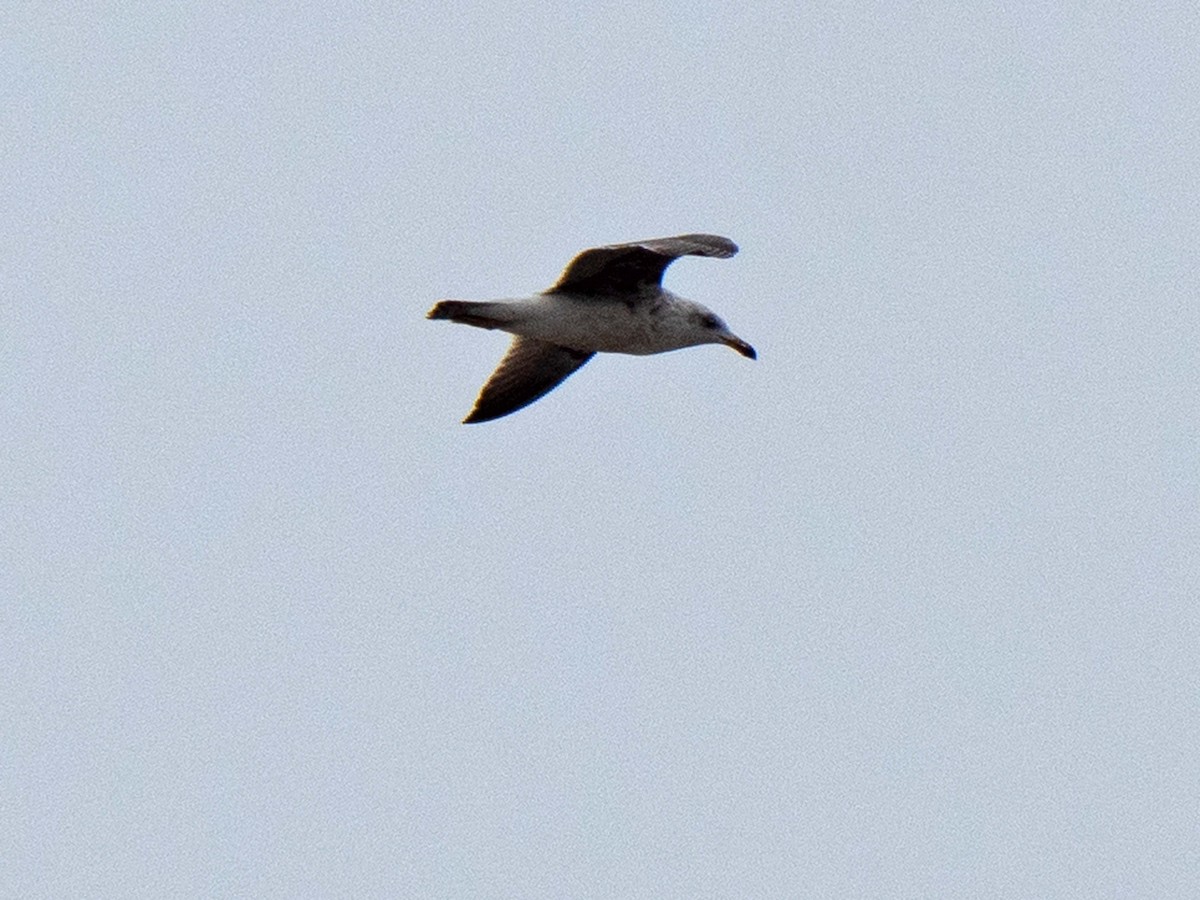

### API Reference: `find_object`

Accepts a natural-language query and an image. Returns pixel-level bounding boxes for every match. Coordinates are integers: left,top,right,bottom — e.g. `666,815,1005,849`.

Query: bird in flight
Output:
427,233,755,423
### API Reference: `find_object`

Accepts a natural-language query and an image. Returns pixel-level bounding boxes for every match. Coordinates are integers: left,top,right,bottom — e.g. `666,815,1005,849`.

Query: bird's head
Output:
682,302,757,360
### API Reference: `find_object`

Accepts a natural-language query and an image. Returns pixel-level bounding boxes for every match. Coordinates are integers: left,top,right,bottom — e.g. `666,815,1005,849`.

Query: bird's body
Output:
427,234,754,423
433,289,711,355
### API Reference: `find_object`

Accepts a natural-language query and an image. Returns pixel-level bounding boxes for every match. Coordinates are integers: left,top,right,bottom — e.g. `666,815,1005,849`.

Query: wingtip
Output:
461,404,504,424
679,233,738,257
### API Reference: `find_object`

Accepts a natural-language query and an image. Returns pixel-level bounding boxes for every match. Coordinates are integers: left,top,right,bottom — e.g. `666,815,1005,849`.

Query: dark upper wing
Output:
546,234,738,296
463,337,594,424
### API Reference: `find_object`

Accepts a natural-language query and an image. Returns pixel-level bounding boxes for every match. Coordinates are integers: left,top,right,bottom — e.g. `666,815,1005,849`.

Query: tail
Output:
426,300,510,330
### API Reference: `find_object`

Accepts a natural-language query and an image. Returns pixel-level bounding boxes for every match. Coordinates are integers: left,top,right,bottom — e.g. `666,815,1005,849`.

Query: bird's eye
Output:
701,314,720,329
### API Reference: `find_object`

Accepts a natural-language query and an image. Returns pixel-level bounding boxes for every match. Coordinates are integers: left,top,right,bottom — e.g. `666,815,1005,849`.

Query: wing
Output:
463,337,594,424
546,233,738,296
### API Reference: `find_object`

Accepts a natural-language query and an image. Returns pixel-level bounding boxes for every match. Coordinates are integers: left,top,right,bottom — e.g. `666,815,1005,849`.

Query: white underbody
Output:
482,289,714,356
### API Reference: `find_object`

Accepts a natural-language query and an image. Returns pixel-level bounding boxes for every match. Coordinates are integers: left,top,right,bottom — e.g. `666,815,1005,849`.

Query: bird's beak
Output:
722,334,757,360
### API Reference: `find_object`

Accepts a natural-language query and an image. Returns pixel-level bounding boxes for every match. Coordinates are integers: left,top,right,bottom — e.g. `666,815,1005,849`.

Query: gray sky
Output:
4,2,1198,897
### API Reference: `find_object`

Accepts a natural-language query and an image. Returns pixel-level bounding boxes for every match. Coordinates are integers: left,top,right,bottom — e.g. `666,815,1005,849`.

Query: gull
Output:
426,233,755,423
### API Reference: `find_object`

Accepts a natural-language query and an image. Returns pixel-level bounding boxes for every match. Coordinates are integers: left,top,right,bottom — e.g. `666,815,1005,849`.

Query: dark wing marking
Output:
546,233,738,296
463,337,594,424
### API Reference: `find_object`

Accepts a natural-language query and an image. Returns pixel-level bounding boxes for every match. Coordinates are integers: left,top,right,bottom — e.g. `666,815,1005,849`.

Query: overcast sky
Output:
4,3,1198,897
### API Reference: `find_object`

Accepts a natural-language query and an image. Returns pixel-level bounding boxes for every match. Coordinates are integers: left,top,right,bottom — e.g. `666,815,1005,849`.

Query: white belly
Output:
505,293,686,355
